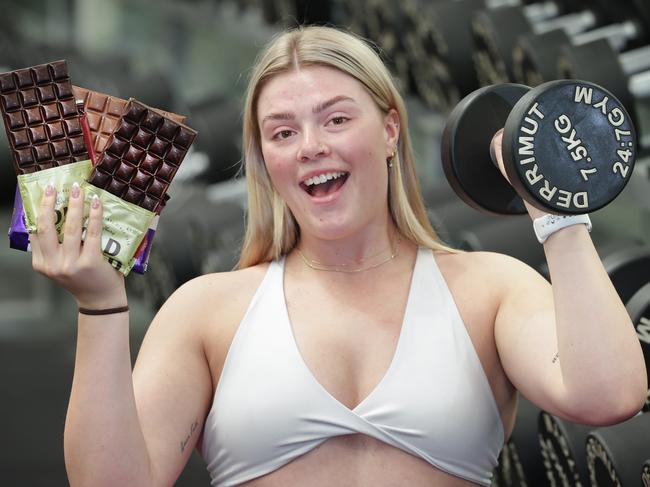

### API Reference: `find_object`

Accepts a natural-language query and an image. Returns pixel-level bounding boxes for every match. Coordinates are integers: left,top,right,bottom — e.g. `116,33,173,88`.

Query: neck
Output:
294,220,400,273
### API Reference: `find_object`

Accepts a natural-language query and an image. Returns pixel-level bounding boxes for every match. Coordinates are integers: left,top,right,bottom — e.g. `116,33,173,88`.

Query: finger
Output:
36,182,61,261
490,129,510,183
62,182,84,259
81,194,104,260
30,232,43,270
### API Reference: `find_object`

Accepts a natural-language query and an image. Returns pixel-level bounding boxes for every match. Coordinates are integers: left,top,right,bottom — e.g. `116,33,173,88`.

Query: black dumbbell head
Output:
441,83,529,215
502,79,637,214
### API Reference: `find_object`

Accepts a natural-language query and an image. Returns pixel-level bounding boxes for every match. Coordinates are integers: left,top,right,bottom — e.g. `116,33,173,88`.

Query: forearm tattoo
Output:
180,419,200,453
552,352,559,364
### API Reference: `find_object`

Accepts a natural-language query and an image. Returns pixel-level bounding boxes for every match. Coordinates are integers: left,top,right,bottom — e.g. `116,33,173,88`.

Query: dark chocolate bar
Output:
88,99,196,213
72,86,187,157
0,60,89,174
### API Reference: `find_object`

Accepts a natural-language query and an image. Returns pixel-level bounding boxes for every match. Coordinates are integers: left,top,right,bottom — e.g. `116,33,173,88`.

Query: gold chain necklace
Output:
296,237,401,273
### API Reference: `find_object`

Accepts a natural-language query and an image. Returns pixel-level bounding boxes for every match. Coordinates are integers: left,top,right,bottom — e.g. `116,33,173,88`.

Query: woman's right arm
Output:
32,183,213,487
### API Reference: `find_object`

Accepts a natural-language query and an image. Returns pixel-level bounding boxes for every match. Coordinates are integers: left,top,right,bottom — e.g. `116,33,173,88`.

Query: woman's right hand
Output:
30,181,127,309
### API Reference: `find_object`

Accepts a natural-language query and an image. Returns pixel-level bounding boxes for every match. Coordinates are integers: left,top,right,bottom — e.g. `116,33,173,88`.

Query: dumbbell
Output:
538,411,592,486
644,459,650,486
493,395,547,487
513,0,650,86
456,216,546,268
441,80,637,216
559,39,650,139
471,1,602,85
350,0,415,94
585,402,650,486
513,19,643,87
402,0,521,112
186,95,242,184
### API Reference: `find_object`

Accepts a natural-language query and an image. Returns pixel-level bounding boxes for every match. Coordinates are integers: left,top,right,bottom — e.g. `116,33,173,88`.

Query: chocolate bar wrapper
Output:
8,185,30,251
15,160,154,276
80,182,155,276
131,215,159,273
8,181,157,275
17,159,94,237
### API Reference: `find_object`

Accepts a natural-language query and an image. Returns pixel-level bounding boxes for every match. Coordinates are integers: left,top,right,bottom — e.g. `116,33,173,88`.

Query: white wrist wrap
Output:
533,214,592,244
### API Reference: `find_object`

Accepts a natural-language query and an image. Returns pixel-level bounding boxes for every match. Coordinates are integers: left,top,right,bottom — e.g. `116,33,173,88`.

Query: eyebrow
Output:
261,95,355,125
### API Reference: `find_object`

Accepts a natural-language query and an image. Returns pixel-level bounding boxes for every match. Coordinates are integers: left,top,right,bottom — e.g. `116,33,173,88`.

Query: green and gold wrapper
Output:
17,160,155,276
80,183,155,275
18,159,93,236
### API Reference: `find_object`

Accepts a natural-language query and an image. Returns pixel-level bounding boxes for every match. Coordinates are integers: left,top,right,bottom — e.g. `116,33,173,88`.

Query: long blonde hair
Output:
239,25,452,268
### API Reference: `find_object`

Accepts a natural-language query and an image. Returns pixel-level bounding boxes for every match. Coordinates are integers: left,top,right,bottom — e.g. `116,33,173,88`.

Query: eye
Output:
272,129,294,140
328,116,349,126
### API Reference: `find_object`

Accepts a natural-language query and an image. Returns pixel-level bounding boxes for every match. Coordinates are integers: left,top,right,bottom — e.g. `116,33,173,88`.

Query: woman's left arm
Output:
494,210,647,426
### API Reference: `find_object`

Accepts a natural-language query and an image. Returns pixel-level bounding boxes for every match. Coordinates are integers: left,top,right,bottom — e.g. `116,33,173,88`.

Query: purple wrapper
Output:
132,224,157,274
8,185,30,251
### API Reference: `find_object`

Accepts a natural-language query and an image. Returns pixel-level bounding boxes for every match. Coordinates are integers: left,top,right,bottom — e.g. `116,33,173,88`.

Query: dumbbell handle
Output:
486,0,520,9
629,69,650,99
523,0,560,24
534,9,597,36
574,20,640,52
621,45,650,76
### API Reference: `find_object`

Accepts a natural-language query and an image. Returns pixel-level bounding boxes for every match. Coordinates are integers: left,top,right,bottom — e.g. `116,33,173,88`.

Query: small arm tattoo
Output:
552,352,559,364
180,419,200,453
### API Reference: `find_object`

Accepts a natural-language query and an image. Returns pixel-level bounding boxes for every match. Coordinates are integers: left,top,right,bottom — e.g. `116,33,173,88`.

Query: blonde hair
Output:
239,25,453,268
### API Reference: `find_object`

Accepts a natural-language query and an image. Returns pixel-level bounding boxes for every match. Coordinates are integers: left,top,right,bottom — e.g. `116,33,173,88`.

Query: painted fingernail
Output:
91,194,100,209
45,182,55,196
71,182,80,199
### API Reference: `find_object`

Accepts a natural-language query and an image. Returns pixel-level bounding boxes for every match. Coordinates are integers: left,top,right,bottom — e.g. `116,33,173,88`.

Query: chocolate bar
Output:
72,86,187,157
88,99,196,213
0,60,89,174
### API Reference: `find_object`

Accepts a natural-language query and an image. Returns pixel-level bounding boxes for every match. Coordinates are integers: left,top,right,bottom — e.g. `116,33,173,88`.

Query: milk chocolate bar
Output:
72,86,187,157
0,60,89,174
88,99,196,213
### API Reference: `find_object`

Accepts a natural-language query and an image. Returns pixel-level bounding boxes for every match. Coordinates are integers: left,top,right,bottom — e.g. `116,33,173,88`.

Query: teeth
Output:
304,172,346,186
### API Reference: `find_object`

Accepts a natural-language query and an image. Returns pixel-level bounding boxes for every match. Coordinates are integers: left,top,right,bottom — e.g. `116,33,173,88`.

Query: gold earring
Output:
387,150,396,168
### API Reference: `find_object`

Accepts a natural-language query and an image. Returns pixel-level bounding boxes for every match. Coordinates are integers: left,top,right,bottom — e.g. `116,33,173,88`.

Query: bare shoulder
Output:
158,263,271,329
433,249,549,306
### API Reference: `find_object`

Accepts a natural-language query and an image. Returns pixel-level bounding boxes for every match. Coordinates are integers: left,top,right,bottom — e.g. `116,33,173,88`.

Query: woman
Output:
31,26,646,487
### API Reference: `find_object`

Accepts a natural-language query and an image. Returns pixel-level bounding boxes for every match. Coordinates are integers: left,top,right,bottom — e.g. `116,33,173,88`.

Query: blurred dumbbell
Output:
259,0,332,25
185,96,242,184
402,0,519,112
559,39,650,138
538,410,593,486
472,0,602,84
513,18,644,86
494,395,547,487
360,0,417,94
456,216,546,268
585,410,650,486
644,459,650,486
427,197,496,248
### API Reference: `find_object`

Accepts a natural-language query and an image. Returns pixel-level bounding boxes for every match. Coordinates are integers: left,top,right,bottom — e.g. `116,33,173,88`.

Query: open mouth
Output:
301,171,349,197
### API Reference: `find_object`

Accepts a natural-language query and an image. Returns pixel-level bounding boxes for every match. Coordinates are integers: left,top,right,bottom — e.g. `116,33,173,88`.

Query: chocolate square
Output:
88,99,196,213
0,60,88,174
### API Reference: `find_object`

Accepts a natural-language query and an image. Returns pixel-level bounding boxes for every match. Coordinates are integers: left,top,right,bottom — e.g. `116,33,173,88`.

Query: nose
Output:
297,127,329,162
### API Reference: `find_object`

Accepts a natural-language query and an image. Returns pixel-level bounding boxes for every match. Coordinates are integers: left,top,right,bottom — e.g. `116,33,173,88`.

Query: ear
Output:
383,108,400,157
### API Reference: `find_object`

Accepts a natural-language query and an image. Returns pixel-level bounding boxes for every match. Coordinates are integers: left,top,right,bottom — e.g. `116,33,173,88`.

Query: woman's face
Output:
256,65,399,241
